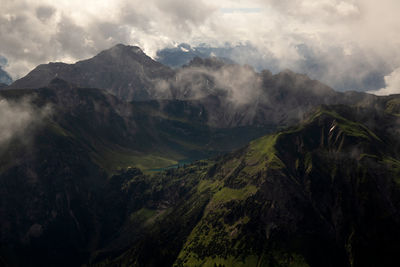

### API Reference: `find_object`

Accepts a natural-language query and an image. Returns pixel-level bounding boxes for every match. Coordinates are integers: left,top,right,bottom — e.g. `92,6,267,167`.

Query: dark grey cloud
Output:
157,0,215,26
35,5,55,22
54,16,92,59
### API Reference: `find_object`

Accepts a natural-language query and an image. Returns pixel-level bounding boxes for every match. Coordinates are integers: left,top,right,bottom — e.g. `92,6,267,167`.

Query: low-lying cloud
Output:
154,61,263,105
0,98,51,146
368,68,400,95
158,42,388,92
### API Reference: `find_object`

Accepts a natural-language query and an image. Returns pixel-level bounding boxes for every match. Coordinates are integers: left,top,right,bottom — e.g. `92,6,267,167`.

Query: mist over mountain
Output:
2,87,400,266
2,0,400,266
7,44,376,129
7,41,389,96
1,43,400,267
157,42,388,92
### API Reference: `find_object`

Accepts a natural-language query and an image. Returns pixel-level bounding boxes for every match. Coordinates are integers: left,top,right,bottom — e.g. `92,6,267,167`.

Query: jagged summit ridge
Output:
5,43,377,129
7,44,174,100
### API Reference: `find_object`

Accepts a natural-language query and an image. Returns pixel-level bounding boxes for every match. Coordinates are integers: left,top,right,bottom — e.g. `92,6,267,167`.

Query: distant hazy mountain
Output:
156,42,275,71
156,43,235,68
156,43,208,67
157,43,387,92
0,67,12,85
164,57,375,128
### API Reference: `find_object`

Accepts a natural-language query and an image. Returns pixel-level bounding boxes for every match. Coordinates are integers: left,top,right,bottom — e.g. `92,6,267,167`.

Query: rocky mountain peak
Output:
98,43,145,58
7,44,174,100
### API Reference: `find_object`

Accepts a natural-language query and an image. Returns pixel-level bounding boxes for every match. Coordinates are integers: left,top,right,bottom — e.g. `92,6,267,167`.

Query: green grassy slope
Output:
90,104,400,267
3,82,400,266
0,83,274,174
0,83,275,267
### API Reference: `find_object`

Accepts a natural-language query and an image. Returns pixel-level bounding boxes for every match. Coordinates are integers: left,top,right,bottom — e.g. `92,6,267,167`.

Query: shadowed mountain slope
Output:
2,97,398,266
88,104,400,267
1,78,278,172
0,80,267,266
1,44,398,267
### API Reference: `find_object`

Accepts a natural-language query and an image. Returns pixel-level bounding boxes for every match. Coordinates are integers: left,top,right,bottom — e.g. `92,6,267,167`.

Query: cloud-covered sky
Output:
1,0,400,94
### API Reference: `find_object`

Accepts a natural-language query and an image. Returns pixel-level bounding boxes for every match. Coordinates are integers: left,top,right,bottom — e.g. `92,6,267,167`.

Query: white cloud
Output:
336,1,359,16
369,68,400,95
0,97,51,146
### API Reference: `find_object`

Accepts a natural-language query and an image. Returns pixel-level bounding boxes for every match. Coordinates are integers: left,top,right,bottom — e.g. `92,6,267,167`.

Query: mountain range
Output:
155,43,386,93
5,44,374,128
156,43,236,69
1,44,399,267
